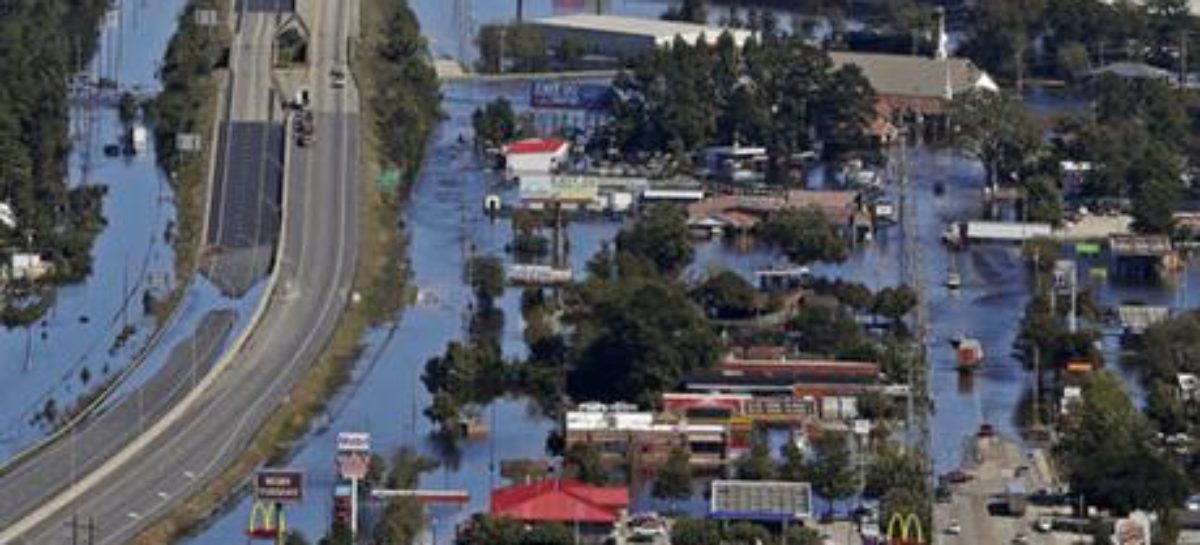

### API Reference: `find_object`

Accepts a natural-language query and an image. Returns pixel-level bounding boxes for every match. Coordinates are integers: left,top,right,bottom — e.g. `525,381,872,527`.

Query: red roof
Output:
505,138,569,155
490,479,629,524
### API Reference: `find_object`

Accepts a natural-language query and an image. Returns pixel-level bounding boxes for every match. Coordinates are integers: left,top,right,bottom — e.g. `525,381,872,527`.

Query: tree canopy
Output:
1055,372,1188,514
756,207,848,265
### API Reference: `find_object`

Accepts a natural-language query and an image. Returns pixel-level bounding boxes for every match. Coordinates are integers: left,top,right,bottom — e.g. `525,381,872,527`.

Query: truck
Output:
942,220,1053,246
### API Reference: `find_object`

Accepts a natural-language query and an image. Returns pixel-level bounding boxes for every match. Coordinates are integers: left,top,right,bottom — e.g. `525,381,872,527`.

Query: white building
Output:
504,138,570,179
529,14,753,60
7,252,50,281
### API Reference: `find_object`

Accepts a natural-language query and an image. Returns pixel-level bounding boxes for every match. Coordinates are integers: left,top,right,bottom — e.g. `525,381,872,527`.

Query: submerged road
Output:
0,0,360,541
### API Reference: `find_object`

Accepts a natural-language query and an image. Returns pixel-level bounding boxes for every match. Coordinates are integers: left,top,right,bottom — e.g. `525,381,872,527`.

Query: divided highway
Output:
0,0,360,541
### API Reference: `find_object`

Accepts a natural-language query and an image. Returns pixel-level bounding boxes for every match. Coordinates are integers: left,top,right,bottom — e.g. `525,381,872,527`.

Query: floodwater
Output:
182,1,1199,543
0,0,187,461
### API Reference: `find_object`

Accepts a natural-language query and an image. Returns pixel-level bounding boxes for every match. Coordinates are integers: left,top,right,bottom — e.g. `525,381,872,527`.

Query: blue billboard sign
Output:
530,81,613,111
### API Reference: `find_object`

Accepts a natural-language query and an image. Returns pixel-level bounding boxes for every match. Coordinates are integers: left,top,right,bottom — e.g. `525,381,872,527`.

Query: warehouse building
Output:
528,14,752,59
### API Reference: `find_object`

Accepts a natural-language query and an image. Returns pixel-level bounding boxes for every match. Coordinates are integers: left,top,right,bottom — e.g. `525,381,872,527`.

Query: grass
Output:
130,0,425,542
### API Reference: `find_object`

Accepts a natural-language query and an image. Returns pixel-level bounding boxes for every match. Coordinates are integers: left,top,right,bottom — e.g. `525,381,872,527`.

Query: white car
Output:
1187,494,1200,511
1034,517,1052,533
945,520,962,535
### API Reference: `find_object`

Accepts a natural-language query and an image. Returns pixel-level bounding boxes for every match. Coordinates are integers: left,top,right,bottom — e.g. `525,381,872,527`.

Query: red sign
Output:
256,469,304,503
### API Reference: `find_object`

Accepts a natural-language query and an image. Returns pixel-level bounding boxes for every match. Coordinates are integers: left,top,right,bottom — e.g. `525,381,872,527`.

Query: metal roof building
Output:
529,14,752,59
710,480,813,522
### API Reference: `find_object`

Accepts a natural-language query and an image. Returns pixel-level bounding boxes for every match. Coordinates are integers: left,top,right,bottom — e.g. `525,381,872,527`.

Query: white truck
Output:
943,220,1053,245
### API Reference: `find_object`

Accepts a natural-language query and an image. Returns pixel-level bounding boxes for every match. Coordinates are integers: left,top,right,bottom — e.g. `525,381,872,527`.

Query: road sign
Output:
255,469,304,503
337,452,370,480
336,431,371,452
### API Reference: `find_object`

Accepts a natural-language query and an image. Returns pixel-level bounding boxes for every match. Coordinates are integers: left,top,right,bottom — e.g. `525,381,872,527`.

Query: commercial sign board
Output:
530,81,613,111
255,469,304,503
336,431,372,452
886,512,925,545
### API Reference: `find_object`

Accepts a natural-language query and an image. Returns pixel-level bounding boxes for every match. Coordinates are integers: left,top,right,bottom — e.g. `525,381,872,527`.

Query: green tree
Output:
951,90,1042,187
1056,372,1189,514
473,98,519,146
524,524,574,545
809,431,856,515
736,439,776,480
564,442,608,485
694,270,757,319
284,531,311,545
757,207,847,265
670,518,723,545
469,255,505,304
872,285,918,325
724,522,772,545
652,446,694,506
1145,381,1189,435
1023,175,1064,226
779,440,809,481
864,445,925,499
662,0,708,24
615,205,694,276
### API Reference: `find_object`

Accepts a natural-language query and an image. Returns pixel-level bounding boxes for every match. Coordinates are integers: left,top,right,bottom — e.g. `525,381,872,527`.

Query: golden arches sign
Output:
886,513,925,545
247,500,288,543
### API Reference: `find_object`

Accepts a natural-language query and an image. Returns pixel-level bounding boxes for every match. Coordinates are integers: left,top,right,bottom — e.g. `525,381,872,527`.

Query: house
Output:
828,51,998,117
1109,234,1175,282
686,190,863,236
490,478,629,533
529,14,752,60
504,138,570,179
564,404,729,469
7,252,50,281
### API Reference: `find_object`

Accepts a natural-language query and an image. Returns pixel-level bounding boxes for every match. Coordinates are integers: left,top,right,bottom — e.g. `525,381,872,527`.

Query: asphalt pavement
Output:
0,0,360,541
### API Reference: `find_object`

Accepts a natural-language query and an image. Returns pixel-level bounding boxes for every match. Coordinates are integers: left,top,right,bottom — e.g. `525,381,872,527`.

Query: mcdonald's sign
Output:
886,512,925,545
247,500,288,542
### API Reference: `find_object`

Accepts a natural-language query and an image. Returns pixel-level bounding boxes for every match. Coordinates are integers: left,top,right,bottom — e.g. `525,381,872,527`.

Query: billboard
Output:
530,81,613,111
255,469,304,503
336,431,372,452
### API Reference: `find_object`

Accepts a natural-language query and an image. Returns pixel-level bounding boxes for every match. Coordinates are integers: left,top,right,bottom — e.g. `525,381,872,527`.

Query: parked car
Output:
945,520,962,535
945,469,974,484
978,423,997,437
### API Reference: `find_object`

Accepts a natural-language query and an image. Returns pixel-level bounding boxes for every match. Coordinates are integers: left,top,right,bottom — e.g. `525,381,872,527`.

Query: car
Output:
1012,533,1029,544
1034,517,1052,533
945,520,962,535
1187,494,1200,511
978,423,997,437
945,469,974,484
331,68,346,89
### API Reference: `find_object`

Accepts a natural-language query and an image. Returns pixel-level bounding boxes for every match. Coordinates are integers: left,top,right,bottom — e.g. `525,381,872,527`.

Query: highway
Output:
0,0,360,541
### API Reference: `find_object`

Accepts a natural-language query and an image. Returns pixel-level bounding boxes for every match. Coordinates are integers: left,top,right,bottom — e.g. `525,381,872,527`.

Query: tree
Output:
757,207,848,265
864,445,925,499
473,98,519,146
724,522,771,545
615,205,694,276
951,90,1042,187
566,273,720,405
872,285,918,325
809,431,857,515
1056,372,1188,514
736,439,775,480
284,531,311,545
652,446,694,506
670,518,722,545
694,270,757,319
524,524,574,545
1023,175,1064,226
469,255,505,305
662,0,708,24
779,440,809,481
1145,381,1189,435
564,442,608,485
813,65,876,159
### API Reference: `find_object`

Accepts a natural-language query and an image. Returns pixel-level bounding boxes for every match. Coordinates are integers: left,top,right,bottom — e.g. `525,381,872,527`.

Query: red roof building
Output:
490,479,629,524
504,138,569,155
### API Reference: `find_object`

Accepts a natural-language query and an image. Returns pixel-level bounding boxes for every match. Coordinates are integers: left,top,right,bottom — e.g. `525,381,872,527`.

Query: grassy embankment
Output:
132,0,441,542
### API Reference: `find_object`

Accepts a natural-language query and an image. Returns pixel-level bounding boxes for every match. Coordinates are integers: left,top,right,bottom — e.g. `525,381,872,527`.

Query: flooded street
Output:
0,0,187,461
178,1,1200,542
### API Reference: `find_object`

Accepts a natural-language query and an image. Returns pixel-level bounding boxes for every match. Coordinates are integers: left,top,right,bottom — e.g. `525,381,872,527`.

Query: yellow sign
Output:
248,500,288,543
886,512,925,545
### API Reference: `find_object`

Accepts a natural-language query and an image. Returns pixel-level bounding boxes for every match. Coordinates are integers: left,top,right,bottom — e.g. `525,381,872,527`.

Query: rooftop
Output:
828,51,997,100
490,479,629,524
1086,61,1175,81
530,13,752,45
710,480,813,521
505,138,569,155
1109,234,1172,257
